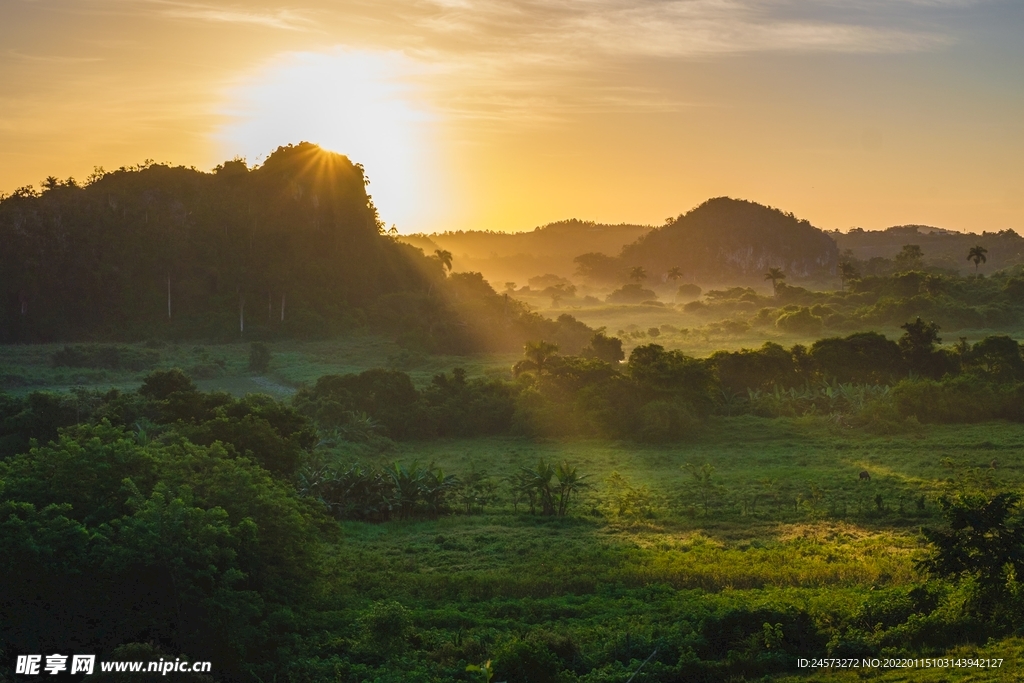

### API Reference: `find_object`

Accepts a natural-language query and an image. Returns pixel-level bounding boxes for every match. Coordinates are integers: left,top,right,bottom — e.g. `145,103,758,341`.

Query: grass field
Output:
311,419,1024,680
0,335,519,396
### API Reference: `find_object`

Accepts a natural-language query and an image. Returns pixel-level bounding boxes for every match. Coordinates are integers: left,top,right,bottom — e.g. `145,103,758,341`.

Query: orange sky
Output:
2,0,1022,234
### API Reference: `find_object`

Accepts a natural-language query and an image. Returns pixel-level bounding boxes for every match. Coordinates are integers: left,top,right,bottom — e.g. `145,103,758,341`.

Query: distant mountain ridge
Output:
833,224,1024,272
399,219,651,285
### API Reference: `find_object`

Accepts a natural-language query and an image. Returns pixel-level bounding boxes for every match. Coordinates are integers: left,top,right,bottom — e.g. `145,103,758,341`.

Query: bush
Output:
677,283,702,300
248,342,272,373
637,399,700,442
606,284,657,304
775,307,823,335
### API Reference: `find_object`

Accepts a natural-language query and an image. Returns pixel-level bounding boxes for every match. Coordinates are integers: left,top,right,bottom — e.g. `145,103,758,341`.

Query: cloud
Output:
373,0,957,59
6,50,105,64
151,1,313,30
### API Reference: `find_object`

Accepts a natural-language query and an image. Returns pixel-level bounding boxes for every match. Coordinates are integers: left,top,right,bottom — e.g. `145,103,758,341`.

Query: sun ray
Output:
215,48,439,232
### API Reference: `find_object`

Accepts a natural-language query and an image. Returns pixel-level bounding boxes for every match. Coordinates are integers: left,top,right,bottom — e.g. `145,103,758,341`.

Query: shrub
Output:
606,283,657,304
248,342,272,373
637,399,700,442
677,283,702,300
775,307,823,335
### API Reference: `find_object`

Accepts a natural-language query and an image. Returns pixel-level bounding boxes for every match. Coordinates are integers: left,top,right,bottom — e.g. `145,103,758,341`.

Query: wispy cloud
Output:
6,50,105,64
395,0,954,59
106,0,317,31
154,2,312,30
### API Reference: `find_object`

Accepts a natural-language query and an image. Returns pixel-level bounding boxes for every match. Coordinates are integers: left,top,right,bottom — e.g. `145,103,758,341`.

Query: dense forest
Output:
0,144,589,353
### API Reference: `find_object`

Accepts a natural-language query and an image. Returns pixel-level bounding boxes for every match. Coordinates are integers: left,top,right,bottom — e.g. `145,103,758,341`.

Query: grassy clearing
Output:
310,420,1024,678
0,335,517,396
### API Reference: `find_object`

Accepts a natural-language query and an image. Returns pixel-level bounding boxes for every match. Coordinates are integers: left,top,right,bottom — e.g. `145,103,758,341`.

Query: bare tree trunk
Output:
239,294,245,334
280,293,285,322
167,275,172,319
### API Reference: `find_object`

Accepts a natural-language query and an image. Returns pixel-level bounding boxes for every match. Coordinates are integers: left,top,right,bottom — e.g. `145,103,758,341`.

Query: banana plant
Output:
555,461,591,516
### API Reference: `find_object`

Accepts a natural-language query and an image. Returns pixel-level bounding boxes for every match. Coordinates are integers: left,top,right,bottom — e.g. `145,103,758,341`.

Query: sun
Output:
216,49,436,232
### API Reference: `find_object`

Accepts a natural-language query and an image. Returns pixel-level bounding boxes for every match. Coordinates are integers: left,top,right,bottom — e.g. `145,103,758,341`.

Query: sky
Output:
1,0,1022,235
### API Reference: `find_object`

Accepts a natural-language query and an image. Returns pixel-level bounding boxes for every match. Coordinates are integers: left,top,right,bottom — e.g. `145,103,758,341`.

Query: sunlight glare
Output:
217,49,436,232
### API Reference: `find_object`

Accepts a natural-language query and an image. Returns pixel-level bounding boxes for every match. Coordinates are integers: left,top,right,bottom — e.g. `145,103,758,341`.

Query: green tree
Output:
513,340,560,377
248,342,271,373
580,330,625,363
899,317,941,374
838,260,859,291
764,267,786,296
967,245,988,272
919,492,1024,620
894,244,924,270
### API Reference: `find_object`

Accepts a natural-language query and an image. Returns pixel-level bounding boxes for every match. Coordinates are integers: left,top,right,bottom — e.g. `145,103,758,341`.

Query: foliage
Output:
619,197,839,282
606,283,657,304
247,342,271,373
919,492,1024,624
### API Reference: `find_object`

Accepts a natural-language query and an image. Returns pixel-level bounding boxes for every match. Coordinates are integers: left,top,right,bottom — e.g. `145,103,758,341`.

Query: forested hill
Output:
833,224,1024,273
399,219,651,285
615,197,838,283
0,142,592,352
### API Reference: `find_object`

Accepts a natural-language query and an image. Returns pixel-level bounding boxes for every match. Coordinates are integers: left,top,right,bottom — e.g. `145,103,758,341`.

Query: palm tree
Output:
838,261,859,291
666,267,683,283
764,267,786,296
513,340,559,377
434,249,453,274
967,245,988,272
628,266,647,283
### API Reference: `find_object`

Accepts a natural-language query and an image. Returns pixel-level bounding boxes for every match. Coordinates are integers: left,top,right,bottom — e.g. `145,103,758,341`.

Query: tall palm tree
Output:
666,267,683,283
628,266,647,283
513,340,560,377
434,249,453,274
838,261,859,291
967,245,988,272
764,267,786,296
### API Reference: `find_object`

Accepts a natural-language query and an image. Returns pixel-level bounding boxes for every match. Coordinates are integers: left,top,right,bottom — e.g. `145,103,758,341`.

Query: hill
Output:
399,219,651,287
833,224,1024,274
0,143,592,352
613,197,839,285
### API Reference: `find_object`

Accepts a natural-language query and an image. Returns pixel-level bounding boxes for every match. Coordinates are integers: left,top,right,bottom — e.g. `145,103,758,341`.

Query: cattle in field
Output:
859,470,871,481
